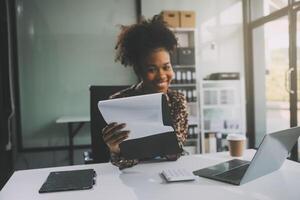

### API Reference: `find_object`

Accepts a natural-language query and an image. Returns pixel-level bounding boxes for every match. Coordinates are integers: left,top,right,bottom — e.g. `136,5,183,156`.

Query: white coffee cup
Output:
227,134,246,157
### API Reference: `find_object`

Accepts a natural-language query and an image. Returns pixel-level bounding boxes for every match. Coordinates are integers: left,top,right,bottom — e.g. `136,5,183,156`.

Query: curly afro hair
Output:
115,14,178,77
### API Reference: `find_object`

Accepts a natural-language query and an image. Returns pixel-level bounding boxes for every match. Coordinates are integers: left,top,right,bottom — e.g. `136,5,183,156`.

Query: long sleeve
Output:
170,91,189,147
110,152,139,170
165,91,189,160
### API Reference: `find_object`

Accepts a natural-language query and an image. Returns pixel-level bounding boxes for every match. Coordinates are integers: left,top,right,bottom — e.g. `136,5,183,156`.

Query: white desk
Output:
1,149,300,200
56,116,90,165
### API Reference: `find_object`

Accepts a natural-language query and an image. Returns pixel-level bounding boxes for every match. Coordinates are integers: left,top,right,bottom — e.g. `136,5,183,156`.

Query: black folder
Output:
39,169,96,193
119,94,182,159
120,131,181,159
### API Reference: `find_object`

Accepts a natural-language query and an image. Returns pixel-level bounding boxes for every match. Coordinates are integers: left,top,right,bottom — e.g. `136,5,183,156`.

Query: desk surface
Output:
1,150,300,200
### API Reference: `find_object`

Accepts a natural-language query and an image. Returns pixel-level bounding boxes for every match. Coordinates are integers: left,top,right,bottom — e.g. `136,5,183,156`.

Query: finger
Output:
103,124,126,142
103,123,126,138
104,130,129,143
102,123,120,139
104,130,129,144
111,133,129,146
102,122,125,136
102,122,117,134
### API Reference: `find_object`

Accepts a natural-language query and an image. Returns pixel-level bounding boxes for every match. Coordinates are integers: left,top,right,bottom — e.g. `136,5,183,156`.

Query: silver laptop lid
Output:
241,126,300,184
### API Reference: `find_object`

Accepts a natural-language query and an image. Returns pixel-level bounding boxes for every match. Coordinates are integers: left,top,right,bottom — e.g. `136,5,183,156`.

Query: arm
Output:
173,94,188,146
165,93,189,160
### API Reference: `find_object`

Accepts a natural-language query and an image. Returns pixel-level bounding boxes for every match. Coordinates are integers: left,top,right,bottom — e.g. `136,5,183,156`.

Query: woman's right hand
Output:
102,122,129,154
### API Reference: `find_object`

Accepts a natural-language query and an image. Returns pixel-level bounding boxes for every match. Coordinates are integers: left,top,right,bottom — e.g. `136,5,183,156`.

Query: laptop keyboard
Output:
193,159,250,185
193,159,250,176
215,164,249,184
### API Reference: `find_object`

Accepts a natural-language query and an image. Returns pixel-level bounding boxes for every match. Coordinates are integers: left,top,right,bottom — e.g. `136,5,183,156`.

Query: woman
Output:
102,15,188,169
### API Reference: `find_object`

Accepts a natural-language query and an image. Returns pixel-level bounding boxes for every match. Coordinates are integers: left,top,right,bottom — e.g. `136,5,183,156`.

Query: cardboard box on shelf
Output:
161,11,180,28
180,11,196,28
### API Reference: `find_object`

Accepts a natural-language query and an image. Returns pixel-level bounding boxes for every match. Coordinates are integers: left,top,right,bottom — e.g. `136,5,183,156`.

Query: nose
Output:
156,70,167,81
156,68,167,80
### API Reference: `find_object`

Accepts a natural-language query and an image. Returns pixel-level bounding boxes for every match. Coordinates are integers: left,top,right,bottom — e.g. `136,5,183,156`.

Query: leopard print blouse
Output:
108,82,188,169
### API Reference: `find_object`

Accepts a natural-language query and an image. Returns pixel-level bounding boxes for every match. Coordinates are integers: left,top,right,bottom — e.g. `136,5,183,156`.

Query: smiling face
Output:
141,48,174,94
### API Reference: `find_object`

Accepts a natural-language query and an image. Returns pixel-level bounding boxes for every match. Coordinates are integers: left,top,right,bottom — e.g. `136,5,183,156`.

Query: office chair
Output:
87,85,129,163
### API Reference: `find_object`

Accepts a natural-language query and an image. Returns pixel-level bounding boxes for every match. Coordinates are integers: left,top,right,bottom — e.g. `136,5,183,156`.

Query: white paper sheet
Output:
98,93,174,140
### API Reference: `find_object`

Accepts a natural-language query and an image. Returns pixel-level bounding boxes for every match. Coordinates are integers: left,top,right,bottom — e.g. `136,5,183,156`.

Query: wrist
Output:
109,146,120,155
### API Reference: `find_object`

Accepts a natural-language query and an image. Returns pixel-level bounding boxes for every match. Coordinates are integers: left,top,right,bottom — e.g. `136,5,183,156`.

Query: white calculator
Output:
161,168,196,182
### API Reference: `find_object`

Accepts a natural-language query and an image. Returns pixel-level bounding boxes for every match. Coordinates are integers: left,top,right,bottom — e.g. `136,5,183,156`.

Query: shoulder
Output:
109,84,141,99
167,89,186,104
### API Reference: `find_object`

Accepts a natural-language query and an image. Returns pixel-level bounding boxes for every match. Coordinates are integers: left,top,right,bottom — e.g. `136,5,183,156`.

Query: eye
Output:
163,65,171,71
146,66,157,73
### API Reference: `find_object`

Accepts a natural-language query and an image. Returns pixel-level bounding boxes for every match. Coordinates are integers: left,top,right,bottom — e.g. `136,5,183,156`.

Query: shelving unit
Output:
170,28,201,154
199,79,246,153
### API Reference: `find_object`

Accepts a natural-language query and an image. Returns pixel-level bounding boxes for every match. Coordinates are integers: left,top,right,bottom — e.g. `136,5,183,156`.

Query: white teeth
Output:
157,82,167,87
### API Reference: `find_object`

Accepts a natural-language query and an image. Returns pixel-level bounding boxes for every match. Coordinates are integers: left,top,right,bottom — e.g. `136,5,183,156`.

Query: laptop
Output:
193,127,300,185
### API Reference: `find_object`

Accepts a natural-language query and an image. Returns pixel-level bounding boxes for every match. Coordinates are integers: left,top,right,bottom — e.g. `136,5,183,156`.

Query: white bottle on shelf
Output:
187,70,192,83
181,71,186,84
176,71,182,84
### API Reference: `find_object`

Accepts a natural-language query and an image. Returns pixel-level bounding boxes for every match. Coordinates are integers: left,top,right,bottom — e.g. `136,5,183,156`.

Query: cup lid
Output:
226,134,246,141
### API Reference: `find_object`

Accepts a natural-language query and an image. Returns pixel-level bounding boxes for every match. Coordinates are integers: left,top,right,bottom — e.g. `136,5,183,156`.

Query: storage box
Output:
180,11,196,28
177,47,195,65
161,11,180,28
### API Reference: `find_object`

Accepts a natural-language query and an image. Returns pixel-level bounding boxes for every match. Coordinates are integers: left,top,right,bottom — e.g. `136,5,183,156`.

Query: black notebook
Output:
39,169,96,193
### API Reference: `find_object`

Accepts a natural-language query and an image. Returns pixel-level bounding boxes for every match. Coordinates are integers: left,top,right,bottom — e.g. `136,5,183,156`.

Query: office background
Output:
1,0,299,190
14,0,244,165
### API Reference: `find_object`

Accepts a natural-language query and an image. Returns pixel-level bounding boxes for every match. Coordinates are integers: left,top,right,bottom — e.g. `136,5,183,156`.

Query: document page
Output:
98,93,174,140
